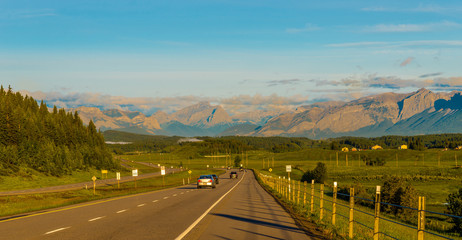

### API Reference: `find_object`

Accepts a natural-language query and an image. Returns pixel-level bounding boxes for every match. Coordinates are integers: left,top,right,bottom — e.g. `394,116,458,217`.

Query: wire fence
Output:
258,173,462,240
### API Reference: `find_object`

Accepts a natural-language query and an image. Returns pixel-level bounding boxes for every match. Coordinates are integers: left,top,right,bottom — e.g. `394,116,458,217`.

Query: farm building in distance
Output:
371,145,383,150
399,145,408,150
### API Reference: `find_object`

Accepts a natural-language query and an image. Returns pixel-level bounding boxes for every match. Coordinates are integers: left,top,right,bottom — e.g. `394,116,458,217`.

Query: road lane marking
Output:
175,172,246,240
45,227,70,235
89,216,105,222
173,194,178,197
153,200,159,203
117,210,127,213
138,204,146,207
163,197,169,199
180,192,184,194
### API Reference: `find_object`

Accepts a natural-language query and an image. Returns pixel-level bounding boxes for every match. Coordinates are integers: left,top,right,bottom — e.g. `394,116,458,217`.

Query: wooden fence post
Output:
292,180,296,202
311,180,315,214
320,183,324,221
418,196,426,240
332,182,337,225
303,181,307,207
349,188,355,239
297,181,301,205
374,186,381,240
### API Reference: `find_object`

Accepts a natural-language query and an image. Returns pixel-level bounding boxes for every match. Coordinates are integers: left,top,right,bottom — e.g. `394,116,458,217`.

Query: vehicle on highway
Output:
197,175,216,189
211,174,219,184
230,171,238,179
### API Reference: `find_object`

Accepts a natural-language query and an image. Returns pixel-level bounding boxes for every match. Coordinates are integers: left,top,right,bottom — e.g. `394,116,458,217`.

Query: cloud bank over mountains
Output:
20,72,462,117
20,90,310,116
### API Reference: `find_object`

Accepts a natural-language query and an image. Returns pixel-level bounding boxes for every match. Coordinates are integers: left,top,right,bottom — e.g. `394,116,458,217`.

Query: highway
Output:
0,170,312,240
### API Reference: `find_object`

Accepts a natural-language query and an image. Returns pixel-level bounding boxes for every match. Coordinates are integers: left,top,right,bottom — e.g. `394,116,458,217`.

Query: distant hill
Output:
76,88,462,138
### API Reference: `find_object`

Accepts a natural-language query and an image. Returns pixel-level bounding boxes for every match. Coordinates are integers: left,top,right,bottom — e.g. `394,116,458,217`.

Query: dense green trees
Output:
381,177,418,223
446,188,462,235
301,162,328,183
0,86,118,176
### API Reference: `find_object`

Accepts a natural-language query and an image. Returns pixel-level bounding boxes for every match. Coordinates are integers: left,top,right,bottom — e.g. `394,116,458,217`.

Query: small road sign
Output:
188,170,192,174
269,168,272,172
161,166,166,175
286,165,291,172
132,169,138,177
101,170,108,174
116,172,121,180
92,176,96,181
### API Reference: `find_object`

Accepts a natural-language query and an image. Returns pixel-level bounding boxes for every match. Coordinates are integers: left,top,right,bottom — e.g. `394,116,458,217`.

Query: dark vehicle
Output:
197,175,216,189
211,174,219,184
230,171,238,179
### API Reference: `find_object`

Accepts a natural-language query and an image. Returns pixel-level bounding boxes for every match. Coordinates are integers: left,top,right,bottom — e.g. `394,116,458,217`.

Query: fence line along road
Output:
258,173,462,240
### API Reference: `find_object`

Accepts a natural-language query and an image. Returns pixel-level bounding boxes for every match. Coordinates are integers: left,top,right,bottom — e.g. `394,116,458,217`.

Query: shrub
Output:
381,177,418,223
446,188,462,235
301,162,327,183
234,155,242,167
362,155,386,166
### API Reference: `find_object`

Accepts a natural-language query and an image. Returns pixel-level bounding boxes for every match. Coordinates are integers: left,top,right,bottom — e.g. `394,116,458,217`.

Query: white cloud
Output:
363,21,461,33
0,9,56,19
19,90,310,116
400,57,414,67
327,40,462,48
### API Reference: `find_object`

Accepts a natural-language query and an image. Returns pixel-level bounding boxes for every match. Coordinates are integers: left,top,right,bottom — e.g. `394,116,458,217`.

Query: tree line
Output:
0,86,118,176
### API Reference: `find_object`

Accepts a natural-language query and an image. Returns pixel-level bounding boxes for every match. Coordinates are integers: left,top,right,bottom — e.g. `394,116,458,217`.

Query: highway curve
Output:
0,169,312,240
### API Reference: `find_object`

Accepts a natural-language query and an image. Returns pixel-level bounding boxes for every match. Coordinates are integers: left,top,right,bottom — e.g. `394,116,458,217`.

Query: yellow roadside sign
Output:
188,170,192,174
269,168,272,172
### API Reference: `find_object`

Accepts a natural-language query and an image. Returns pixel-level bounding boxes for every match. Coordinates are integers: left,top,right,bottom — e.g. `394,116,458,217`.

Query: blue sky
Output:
1,0,462,114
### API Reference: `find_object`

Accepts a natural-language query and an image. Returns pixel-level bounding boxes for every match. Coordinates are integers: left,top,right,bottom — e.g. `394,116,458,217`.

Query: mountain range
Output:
74,88,462,139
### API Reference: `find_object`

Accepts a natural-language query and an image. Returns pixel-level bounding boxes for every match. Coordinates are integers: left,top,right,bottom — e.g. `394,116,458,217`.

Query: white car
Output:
197,175,216,189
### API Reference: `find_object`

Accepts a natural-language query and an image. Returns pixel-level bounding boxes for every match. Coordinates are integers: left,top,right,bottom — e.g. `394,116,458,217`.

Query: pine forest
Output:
0,86,119,176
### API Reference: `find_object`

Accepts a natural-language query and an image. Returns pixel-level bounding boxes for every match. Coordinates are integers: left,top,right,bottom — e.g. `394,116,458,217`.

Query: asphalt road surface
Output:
0,170,311,240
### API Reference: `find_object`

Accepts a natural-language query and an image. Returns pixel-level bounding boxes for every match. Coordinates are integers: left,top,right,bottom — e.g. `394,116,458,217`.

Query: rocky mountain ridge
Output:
74,88,462,138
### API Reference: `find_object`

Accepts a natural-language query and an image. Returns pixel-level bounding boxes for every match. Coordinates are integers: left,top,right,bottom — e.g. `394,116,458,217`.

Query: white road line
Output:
89,216,105,222
175,172,246,240
153,200,159,203
45,227,70,235
180,192,184,194
173,194,178,197
117,210,127,213
138,204,146,207
163,197,169,199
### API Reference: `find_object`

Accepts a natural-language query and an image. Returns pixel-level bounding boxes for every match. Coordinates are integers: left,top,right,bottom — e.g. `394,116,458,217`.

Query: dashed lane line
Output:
45,227,70,235
153,200,159,203
89,216,105,222
173,194,178,197
137,204,146,207
116,210,127,213
163,197,169,199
